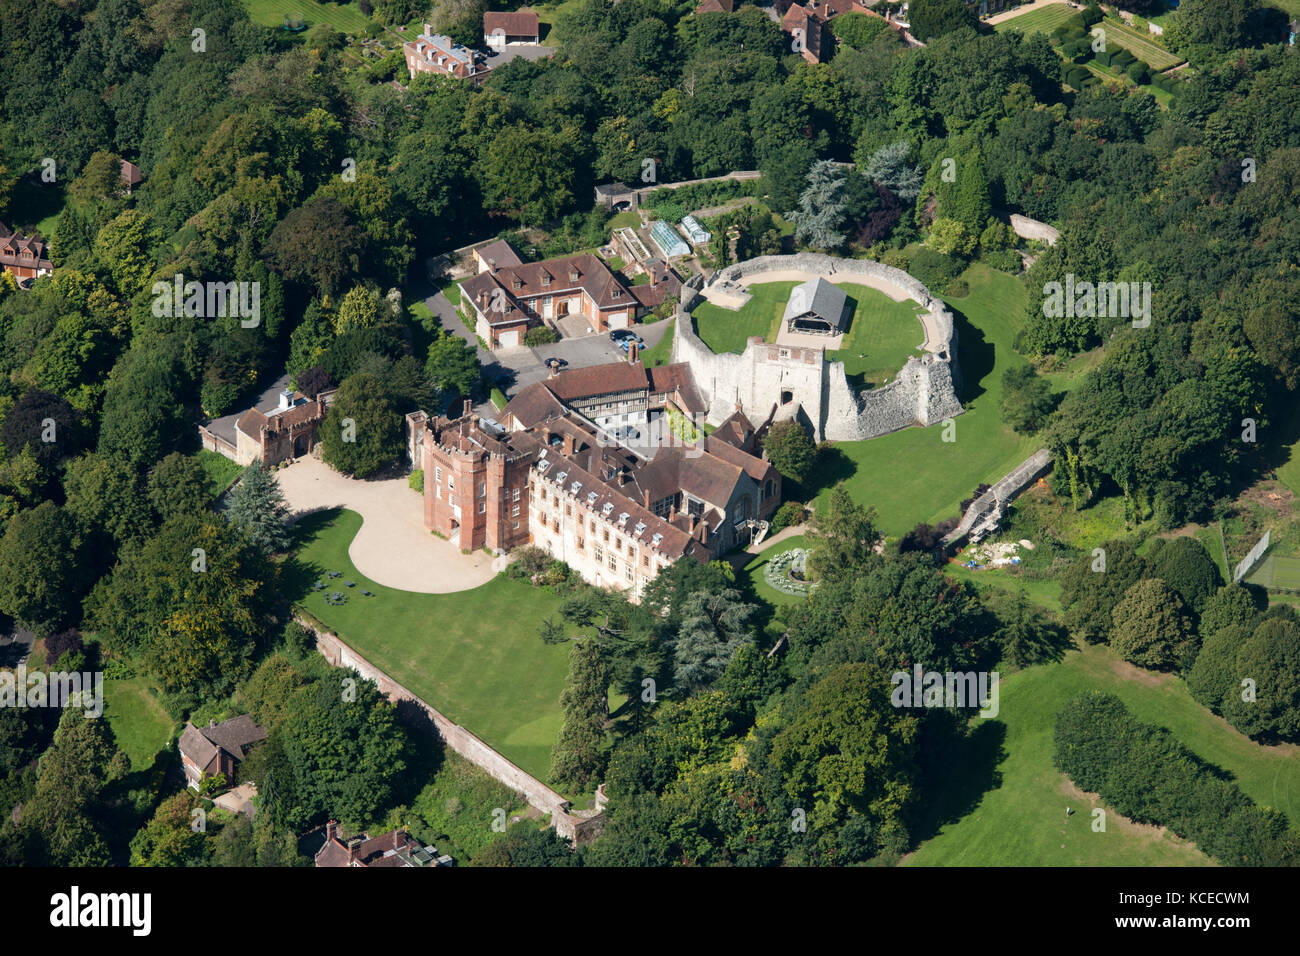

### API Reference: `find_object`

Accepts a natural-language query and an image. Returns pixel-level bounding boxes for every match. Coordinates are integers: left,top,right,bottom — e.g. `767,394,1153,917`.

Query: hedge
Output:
1112,48,1136,68
1054,692,1300,866
1126,62,1150,84
1064,67,1092,89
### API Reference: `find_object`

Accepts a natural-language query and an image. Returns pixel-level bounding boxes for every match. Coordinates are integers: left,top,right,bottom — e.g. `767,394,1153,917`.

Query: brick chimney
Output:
488,257,497,273
563,433,574,456
348,838,360,864
644,489,651,509
325,820,338,844
697,518,709,545
628,340,639,364
462,398,472,419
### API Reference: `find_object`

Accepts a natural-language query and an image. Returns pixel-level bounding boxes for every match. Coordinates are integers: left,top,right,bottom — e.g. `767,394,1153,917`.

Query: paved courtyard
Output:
275,456,497,594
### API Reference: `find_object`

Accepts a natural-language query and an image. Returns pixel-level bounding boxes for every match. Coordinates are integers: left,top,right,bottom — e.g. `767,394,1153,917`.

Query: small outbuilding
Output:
783,277,848,335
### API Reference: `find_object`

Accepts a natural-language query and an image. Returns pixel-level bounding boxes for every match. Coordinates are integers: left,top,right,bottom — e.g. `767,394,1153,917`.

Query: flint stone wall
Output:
672,255,963,441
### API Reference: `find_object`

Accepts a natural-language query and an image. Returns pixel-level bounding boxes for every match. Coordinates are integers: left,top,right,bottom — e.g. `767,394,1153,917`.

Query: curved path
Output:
276,456,497,594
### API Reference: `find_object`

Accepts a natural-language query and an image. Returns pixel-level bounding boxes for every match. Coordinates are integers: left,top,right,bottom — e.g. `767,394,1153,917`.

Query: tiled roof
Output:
501,381,567,429
700,433,775,485
647,363,705,413
547,361,648,402
475,238,523,269
460,252,635,326
484,11,540,35
179,715,266,770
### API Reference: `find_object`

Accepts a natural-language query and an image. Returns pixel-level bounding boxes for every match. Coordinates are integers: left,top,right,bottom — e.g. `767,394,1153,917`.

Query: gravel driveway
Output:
276,456,498,594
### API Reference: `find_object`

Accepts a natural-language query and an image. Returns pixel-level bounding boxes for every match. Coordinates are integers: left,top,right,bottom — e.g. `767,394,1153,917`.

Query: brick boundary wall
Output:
297,614,605,846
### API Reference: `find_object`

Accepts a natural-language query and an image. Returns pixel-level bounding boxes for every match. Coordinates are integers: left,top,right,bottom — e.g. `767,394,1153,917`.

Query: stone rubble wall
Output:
672,255,964,441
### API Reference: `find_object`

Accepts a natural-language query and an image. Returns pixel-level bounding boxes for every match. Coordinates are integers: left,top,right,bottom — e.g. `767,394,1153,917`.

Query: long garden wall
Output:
672,255,964,441
300,615,604,846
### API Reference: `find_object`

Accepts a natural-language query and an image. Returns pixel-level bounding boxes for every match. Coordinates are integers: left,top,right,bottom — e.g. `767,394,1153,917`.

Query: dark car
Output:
544,357,568,371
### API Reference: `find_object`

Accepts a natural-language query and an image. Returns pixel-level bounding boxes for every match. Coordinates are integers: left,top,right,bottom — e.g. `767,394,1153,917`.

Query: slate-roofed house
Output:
315,821,452,867
783,276,849,335
630,259,682,312
484,10,541,47
179,715,267,790
459,246,640,347
0,222,53,286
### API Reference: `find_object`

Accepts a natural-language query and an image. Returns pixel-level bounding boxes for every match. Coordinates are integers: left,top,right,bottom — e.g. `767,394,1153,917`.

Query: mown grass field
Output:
827,285,926,389
242,0,373,34
907,639,1300,865
692,281,925,389
813,263,1041,538
1095,15,1182,70
692,281,796,354
103,677,178,771
1247,553,1300,592
992,2,1080,36
286,508,572,781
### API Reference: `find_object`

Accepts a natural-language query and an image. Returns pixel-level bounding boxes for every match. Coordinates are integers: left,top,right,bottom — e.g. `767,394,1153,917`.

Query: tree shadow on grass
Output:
795,446,857,501
280,508,342,603
951,303,996,407
907,716,1007,846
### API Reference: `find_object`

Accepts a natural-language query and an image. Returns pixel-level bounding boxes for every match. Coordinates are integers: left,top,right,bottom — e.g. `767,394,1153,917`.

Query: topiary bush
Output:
1126,61,1151,84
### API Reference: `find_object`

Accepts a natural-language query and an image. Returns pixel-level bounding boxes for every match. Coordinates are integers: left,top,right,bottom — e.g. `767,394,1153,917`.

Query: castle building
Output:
409,361,781,599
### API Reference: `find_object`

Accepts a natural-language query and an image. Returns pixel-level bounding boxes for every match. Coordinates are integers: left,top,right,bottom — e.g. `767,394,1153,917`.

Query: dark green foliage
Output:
147,452,215,521
0,502,88,636
319,373,404,479
1058,539,1145,644
1144,536,1222,614
1054,692,1300,865
1000,364,1056,435
760,420,817,484
550,638,608,789
225,460,292,554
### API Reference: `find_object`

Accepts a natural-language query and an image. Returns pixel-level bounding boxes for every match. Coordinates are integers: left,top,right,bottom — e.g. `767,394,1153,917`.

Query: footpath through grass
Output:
811,263,1040,538
287,508,571,781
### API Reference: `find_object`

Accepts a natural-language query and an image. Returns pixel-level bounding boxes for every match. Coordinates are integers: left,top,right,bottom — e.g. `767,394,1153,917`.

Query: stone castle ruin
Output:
671,254,965,441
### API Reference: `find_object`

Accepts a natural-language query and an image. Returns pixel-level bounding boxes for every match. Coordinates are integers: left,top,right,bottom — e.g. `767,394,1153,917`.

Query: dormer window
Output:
612,288,621,298
512,278,522,290
569,269,580,282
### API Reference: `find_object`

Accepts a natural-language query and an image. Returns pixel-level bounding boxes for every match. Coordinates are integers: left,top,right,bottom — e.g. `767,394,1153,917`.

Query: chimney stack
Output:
489,257,497,273
644,489,651,509
462,398,472,419
629,340,639,364
563,433,575,457
326,821,338,844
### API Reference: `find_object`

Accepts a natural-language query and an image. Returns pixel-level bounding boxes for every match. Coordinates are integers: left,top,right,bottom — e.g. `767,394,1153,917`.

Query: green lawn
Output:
692,281,925,388
195,449,244,498
908,635,1300,865
993,2,1080,36
3,179,65,237
638,317,675,367
692,281,796,354
827,285,926,389
946,561,1064,614
286,509,572,781
738,534,815,608
241,0,374,34
103,677,178,771
1247,553,1300,592
813,263,1041,538
1095,15,1182,70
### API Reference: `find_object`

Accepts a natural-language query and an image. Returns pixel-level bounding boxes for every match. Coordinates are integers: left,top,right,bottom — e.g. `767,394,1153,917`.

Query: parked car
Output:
613,425,642,442
610,329,645,352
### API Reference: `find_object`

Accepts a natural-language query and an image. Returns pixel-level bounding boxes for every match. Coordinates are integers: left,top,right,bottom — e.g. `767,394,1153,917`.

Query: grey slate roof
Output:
783,277,848,329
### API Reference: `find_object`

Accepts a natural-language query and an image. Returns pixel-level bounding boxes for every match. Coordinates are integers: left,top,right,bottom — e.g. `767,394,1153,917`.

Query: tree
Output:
63,452,153,551
1000,364,1055,435
831,11,890,49
21,709,128,866
332,285,385,334
1218,617,1300,741
266,197,367,295
226,460,292,553
425,330,481,399
1110,578,1194,671
550,637,609,788
0,387,84,484
147,451,214,522
673,588,756,692
767,661,920,848
130,792,208,866
761,420,817,484
861,142,923,202
1144,537,1222,615
87,514,276,697
909,0,977,42
807,484,879,581
0,503,87,636
997,590,1058,668
319,373,404,479
787,160,849,251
